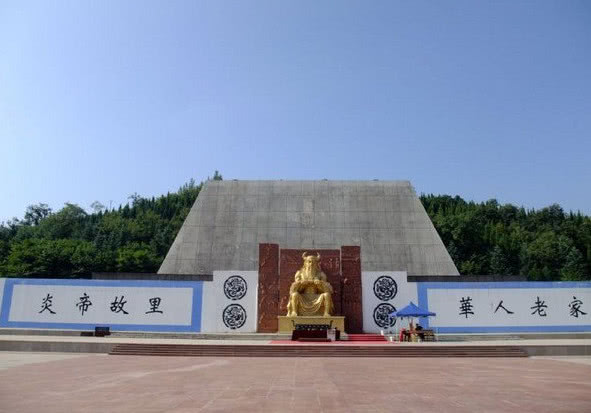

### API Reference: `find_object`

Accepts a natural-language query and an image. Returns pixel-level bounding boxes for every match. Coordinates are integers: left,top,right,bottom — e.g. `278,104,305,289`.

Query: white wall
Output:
202,271,258,333
361,271,416,333
7,276,587,334
426,285,591,331
7,284,193,326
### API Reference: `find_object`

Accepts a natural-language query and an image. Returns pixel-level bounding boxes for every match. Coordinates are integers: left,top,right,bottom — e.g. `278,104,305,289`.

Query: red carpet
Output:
270,334,389,345
346,334,387,342
269,340,393,345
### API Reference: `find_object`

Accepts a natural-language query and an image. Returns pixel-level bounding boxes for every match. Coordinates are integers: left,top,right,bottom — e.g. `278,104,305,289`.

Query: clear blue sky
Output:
1,1,590,221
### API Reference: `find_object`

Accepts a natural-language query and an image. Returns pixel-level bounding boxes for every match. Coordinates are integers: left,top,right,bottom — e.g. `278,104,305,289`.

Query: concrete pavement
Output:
1,352,590,412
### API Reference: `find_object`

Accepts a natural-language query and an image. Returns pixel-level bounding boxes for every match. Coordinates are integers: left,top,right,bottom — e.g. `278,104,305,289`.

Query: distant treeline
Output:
422,195,590,281
0,175,211,278
0,175,589,280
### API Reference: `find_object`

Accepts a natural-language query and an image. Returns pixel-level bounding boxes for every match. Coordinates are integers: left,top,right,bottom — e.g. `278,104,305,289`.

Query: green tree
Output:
489,245,512,275
116,242,161,273
71,241,99,275
90,201,105,213
560,248,586,281
521,232,572,280
23,203,52,226
37,203,88,240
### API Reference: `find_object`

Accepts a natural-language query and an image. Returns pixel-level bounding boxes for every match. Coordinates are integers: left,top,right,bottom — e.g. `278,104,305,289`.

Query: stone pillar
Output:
341,246,363,333
257,243,279,332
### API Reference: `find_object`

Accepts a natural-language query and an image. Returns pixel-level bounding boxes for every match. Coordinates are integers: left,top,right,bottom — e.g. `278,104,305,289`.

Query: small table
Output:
402,329,435,342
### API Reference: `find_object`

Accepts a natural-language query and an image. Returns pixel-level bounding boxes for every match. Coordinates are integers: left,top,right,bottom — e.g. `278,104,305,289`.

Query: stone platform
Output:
1,334,591,357
277,316,345,333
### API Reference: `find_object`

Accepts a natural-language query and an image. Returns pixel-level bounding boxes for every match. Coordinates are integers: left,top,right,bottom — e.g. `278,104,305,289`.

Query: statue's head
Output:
301,252,321,274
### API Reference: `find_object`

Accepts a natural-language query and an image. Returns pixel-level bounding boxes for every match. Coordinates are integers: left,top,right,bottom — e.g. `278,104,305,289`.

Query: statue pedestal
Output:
277,316,345,333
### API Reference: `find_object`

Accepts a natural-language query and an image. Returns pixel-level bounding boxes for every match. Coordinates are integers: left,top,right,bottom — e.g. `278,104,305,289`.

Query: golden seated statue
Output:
286,252,334,317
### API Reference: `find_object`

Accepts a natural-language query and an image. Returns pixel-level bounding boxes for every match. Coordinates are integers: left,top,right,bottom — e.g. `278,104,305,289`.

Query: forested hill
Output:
0,177,589,280
421,195,590,280
0,178,204,277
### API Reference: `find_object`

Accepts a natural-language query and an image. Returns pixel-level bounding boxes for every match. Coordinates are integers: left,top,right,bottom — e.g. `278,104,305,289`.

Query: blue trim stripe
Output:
0,278,203,333
0,280,14,326
417,281,591,333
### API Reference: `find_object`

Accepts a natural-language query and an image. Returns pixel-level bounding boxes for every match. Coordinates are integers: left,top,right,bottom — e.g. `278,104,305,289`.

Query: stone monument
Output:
157,180,460,333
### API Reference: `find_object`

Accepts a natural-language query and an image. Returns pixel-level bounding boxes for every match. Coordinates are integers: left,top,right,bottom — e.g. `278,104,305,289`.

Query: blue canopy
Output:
389,302,436,318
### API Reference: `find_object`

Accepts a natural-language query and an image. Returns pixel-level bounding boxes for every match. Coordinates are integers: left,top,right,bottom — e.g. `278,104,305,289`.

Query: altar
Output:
277,315,346,333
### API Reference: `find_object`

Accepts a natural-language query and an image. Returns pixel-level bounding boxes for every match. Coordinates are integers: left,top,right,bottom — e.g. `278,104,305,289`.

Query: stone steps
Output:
109,344,528,358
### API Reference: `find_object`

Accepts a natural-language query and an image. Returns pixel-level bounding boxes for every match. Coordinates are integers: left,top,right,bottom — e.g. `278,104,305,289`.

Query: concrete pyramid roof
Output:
158,180,459,276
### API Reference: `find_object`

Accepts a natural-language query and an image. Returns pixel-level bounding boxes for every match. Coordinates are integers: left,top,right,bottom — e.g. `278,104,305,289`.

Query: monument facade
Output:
2,180,587,335
157,179,458,333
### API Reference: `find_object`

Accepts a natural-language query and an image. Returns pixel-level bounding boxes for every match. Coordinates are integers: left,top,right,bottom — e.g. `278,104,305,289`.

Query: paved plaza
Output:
0,352,590,412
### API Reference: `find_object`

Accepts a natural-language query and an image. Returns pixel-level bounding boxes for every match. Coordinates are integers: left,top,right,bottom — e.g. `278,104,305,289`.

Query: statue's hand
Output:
314,279,321,286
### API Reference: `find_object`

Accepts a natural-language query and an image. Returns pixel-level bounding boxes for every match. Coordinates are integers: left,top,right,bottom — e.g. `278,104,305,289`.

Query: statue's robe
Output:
286,270,334,317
